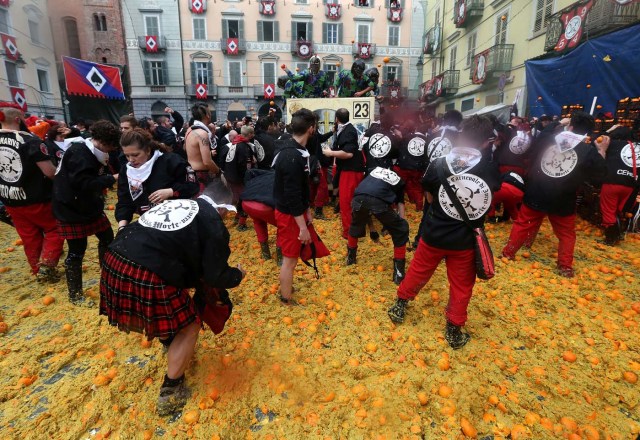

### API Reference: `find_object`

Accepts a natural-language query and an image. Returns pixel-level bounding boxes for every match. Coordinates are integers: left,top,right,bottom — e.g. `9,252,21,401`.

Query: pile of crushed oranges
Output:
0,194,638,440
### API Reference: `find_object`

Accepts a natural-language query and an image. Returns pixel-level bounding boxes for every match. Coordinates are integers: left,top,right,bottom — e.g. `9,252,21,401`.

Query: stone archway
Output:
227,101,247,122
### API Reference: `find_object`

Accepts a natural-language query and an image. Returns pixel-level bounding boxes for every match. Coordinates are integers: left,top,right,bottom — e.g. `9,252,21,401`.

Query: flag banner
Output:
260,0,275,15
0,0,10,7
472,50,490,84
297,41,312,59
145,35,158,53
62,56,125,100
9,87,27,111
358,43,372,59
227,38,239,55
434,74,444,96
454,0,467,27
389,8,403,22
1,33,19,61
190,0,206,13
326,3,341,19
555,0,594,52
196,84,208,100
389,86,401,100
263,83,275,99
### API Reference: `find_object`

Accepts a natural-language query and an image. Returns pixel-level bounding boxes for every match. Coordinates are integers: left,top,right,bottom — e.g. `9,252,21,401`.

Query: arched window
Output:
63,17,81,58
94,14,101,30
94,13,108,31
101,15,107,31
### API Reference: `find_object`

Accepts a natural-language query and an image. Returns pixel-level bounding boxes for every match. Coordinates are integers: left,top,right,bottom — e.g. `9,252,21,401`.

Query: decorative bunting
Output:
358,43,372,59
555,0,594,52
472,49,489,84
389,8,403,22
326,3,341,19
260,0,275,15
9,87,27,111
227,38,239,55
1,33,19,61
196,83,207,100
190,0,205,14
263,83,275,99
145,35,158,53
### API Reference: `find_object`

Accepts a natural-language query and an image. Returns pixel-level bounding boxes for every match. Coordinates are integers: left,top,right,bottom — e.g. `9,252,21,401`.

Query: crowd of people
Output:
1,58,639,415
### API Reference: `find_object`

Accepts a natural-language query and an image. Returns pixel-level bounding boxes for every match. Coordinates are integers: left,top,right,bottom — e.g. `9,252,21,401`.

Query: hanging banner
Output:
227,38,239,55
1,33,19,61
434,74,444,96
326,3,341,19
260,0,275,15
190,0,206,13
472,49,489,84
389,8,403,22
389,86,401,100
454,0,467,27
555,0,594,52
358,43,372,59
196,83,207,100
145,35,158,53
62,56,125,100
9,87,27,111
264,83,275,99
297,41,312,59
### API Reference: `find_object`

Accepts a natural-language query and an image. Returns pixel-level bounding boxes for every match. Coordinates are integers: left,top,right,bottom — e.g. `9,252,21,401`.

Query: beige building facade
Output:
0,0,64,118
420,0,640,118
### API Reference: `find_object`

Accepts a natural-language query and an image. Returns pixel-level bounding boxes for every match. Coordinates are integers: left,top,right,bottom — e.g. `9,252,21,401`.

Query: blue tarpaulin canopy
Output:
525,23,640,117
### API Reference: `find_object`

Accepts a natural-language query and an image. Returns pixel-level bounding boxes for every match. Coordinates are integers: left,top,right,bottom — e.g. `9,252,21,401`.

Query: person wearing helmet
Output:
276,75,304,100
282,56,331,98
360,67,381,98
334,60,375,98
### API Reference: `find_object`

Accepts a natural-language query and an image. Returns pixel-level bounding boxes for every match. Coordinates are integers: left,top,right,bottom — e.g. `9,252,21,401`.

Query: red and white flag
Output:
263,83,275,99
389,8,403,22
0,0,10,7
145,35,158,53
260,0,275,15
227,38,239,55
10,87,27,111
1,33,19,61
555,0,593,51
195,83,208,100
358,43,372,59
191,0,205,13
327,3,341,19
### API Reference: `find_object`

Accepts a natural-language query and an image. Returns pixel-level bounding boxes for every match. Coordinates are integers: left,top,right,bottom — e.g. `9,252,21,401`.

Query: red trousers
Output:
488,183,524,220
339,170,364,239
311,167,330,208
397,239,476,326
499,165,526,177
396,168,424,211
6,202,64,274
503,204,576,269
600,183,634,227
241,200,278,245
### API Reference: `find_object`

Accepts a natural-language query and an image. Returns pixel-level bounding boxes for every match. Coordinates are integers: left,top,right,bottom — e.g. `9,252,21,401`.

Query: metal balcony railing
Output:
252,84,284,98
220,38,247,55
351,42,377,58
380,84,408,98
469,44,514,80
137,36,167,51
423,25,442,55
453,0,483,27
441,70,460,94
216,85,251,98
186,84,218,98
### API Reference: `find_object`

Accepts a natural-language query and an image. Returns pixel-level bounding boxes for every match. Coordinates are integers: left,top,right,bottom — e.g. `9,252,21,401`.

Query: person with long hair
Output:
115,128,199,230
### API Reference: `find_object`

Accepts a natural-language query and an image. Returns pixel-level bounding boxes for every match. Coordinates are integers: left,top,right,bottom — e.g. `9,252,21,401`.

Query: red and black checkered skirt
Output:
57,213,112,240
99,250,200,340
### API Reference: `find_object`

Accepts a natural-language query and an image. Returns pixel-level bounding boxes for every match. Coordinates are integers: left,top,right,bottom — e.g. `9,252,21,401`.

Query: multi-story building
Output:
124,0,425,122
420,0,640,118
122,0,187,119
0,0,63,119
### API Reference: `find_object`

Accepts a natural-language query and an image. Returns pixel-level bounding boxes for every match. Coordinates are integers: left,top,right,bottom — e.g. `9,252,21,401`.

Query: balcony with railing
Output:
453,0,484,27
440,70,460,95
423,25,442,56
220,38,247,55
380,83,408,99
290,40,314,59
252,84,284,98
352,42,377,58
216,85,252,98
186,84,218,98
544,0,640,51
469,44,514,80
137,36,167,51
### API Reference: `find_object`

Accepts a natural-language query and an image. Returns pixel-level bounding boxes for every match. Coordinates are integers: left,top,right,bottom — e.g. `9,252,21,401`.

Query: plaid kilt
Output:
99,250,199,340
57,213,112,240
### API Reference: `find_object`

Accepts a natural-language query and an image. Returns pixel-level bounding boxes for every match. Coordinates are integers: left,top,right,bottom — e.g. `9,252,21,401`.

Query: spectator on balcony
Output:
282,56,331,98
335,60,375,98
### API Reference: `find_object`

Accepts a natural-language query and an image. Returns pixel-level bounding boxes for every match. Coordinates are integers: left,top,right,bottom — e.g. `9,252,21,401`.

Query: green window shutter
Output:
161,62,169,85
257,21,263,41
239,20,245,39
143,61,151,85
207,62,213,85
307,22,313,41
291,22,296,40
338,23,343,44
222,19,228,39
190,61,196,85
382,66,388,82
322,23,327,44
396,65,402,85
274,22,280,41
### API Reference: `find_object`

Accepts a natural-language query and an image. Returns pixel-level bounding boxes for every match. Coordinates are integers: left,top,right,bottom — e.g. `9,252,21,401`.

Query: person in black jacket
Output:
274,108,328,304
240,169,280,261
307,122,334,219
53,120,121,305
388,116,500,349
100,179,245,416
115,129,199,230
154,107,184,151
253,116,278,170
220,125,254,231
502,112,608,277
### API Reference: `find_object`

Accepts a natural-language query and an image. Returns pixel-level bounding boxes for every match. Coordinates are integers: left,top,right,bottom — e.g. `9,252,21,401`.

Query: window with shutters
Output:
0,9,10,34
323,23,341,44
325,64,339,83
149,61,166,85
495,11,508,45
431,60,437,79
229,61,242,86
384,65,400,83
263,62,276,84
297,0,309,4
258,21,279,42
356,23,370,43
193,18,206,40
144,15,160,37
223,19,244,39
388,26,400,46
466,32,477,67
292,21,312,40
449,46,457,71
37,69,50,92
5,61,19,87
28,20,40,44
355,0,372,7
194,61,211,84
388,0,401,7
434,8,440,26
533,0,554,33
